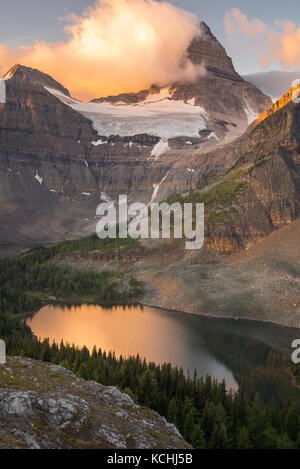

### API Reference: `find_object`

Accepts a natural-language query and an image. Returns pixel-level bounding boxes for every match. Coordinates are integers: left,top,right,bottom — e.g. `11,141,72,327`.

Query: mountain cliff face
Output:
92,22,271,144
0,357,189,449
0,59,297,257
196,100,300,254
0,23,272,250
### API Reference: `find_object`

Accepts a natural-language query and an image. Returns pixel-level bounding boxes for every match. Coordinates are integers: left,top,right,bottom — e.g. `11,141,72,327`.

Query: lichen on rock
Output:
0,357,189,449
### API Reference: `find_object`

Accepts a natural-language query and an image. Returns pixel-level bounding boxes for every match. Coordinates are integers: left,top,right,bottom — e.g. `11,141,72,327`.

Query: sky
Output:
0,0,299,98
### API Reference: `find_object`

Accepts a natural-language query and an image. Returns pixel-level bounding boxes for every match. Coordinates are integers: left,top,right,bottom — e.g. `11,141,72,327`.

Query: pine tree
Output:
296,431,300,450
284,404,299,441
209,423,229,449
236,427,252,449
191,425,206,449
167,398,178,426
183,410,195,442
40,339,51,363
248,393,267,448
201,401,215,440
261,426,279,450
137,369,158,408
276,433,295,449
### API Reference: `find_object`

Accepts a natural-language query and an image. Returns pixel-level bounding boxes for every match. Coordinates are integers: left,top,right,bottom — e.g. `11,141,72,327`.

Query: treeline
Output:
0,236,144,317
290,362,300,387
23,233,139,257
2,317,299,450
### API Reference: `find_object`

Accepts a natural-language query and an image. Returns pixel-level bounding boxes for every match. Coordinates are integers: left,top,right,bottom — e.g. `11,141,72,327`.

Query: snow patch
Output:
0,80,6,104
186,168,195,173
45,87,208,139
84,160,89,168
82,192,91,196
244,100,259,125
150,139,169,161
35,172,43,185
100,192,113,203
92,139,107,146
208,132,220,142
150,172,170,204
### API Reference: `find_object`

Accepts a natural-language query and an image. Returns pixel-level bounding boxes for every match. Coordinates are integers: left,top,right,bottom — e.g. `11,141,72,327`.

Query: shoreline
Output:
139,302,300,332
18,298,300,334
3,241,299,332
16,300,300,394
16,298,300,333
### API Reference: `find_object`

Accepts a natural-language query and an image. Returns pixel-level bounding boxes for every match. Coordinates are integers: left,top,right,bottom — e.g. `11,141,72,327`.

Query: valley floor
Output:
138,219,300,329
52,219,300,329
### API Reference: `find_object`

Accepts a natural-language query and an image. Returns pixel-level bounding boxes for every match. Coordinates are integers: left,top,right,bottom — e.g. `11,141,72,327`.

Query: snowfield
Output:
45,87,208,139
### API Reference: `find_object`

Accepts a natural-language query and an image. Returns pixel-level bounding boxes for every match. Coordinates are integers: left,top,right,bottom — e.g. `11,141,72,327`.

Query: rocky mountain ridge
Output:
190,99,300,254
0,356,189,449
0,21,289,256
91,22,271,144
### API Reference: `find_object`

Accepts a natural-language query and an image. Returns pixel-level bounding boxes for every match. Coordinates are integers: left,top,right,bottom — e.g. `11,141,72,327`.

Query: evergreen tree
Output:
209,423,229,449
276,433,295,450
137,369,158,408
284,404,299,441
167,398,178,427
191,425,206,449
248,393,267,448
261,426,279,450
183,410,195,442
236,427,252,450
296,431,300,450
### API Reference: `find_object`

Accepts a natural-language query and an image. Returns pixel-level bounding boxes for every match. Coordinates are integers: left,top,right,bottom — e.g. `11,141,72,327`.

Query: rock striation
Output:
0,22,279,253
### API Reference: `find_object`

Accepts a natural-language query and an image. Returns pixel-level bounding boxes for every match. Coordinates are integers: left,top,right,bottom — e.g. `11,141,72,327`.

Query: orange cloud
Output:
225,8,267,43
0,0,202,100
225,8,300,73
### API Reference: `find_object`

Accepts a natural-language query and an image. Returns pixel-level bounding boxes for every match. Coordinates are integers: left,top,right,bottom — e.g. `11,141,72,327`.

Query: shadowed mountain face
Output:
0,22,287,256
0,25,299,330
202,100,300,254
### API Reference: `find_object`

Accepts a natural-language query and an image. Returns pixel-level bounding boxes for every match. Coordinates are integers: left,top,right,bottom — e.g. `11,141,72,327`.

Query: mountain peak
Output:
3,63,21,79
3,64,71,97
199,21,216,40
187,22,239,80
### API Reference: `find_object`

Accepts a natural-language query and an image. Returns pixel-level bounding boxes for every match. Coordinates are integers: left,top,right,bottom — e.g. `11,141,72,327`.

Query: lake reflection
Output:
27,304,238,390
27,303,300,403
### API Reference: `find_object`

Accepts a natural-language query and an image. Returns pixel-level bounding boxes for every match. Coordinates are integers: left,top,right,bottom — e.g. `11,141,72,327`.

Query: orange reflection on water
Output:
27,304,188,361
27,303,237,388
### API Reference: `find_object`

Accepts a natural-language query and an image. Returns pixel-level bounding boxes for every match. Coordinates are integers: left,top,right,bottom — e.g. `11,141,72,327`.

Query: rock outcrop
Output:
0,357,189,449
189,99,300,254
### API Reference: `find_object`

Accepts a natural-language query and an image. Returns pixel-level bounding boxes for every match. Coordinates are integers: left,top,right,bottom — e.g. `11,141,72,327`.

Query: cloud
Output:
0,0,203,100
225,8,300,73
225,8,267,43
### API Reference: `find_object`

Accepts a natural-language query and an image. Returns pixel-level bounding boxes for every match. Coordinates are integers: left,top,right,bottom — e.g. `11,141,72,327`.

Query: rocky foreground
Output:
0,357,189,449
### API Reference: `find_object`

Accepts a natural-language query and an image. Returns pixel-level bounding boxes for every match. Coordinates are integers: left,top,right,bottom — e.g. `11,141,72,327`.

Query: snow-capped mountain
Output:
0,22,272,249
89,22,272,144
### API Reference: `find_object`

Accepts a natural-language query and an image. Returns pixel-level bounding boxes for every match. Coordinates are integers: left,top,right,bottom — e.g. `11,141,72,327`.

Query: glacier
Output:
45,87,208,139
